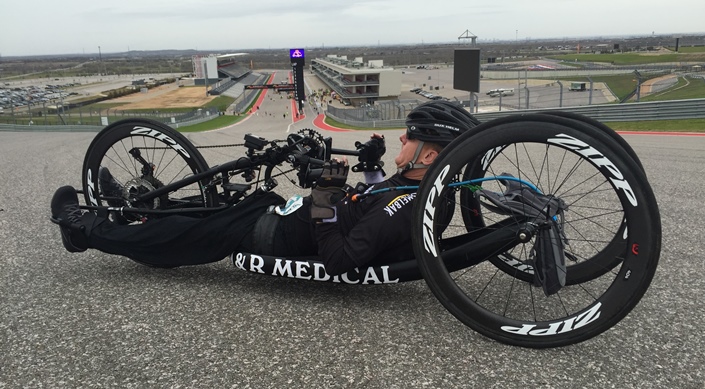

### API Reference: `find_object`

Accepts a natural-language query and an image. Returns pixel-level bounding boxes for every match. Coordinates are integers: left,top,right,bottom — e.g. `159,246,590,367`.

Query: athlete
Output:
50,101,479,275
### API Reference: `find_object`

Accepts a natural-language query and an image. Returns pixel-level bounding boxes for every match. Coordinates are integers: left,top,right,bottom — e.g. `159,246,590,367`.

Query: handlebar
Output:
239,128,384,189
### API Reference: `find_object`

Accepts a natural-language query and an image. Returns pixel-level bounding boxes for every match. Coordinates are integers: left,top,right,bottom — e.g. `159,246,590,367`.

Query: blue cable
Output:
450,176,542,194
353,176,541,201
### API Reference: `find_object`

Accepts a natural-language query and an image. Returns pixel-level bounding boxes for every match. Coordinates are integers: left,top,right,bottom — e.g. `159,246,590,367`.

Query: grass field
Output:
561,74,641,101
605,118,705,132
548,52,705,65
640,76,705,101
178,115,244,132
557,73,705,102
665,46,705,53
176,91,263,132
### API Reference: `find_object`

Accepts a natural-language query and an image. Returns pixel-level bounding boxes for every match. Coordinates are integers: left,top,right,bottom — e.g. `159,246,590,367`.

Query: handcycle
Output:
75,112,660,348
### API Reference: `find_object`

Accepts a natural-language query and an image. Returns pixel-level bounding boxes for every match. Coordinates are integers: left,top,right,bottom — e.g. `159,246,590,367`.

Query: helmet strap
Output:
398,141,430,174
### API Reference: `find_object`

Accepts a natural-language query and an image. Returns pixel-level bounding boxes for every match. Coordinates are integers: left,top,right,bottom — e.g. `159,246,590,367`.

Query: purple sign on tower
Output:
290,49,305,59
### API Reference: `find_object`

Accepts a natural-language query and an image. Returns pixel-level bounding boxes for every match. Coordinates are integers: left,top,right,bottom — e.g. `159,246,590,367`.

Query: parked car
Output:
487,88,515,97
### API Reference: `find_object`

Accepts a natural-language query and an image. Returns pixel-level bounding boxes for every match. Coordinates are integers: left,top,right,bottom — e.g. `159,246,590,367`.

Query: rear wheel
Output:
412,115,660,348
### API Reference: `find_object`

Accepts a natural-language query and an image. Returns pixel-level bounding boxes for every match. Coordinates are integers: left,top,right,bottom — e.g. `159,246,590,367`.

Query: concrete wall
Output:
379,70,402,97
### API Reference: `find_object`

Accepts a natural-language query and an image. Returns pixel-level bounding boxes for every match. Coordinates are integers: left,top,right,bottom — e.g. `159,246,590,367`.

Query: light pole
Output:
204,59,209,97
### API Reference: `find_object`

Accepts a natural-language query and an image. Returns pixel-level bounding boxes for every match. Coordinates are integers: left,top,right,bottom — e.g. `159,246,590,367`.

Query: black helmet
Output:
405,101,480,147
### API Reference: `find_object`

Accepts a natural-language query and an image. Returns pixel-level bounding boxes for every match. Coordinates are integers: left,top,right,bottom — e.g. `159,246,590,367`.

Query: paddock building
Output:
311,55,402,106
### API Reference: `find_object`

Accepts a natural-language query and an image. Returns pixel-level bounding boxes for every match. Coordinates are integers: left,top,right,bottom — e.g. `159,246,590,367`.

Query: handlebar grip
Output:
307,156,325,166
290,152,325,166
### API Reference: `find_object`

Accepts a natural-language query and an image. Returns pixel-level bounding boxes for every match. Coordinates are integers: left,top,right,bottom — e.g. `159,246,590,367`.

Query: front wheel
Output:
412,115,661,348
82,118,219,221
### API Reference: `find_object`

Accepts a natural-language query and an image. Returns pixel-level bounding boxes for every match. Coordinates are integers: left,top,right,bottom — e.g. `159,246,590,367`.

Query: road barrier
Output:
472,98,705,122
324,98,705,128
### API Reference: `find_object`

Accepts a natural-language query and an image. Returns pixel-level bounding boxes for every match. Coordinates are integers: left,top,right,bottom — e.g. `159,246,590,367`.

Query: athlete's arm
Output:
314,190,414,275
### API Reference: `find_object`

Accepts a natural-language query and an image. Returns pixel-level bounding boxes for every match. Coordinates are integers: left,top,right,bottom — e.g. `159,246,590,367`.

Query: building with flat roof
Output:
311,55,401,106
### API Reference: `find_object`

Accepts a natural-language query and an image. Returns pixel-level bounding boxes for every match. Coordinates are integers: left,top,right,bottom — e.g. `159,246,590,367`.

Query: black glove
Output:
352,135,386,173
311,160,349,220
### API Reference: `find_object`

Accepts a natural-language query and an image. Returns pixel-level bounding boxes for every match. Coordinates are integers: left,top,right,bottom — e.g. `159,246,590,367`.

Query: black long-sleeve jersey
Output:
314,173,420,275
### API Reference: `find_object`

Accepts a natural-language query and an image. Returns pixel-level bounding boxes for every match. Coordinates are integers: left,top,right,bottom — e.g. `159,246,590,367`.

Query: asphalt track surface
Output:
2,97,705,388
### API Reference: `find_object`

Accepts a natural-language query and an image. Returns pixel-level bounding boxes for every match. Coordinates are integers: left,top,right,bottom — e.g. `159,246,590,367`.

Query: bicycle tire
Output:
541,111,645,173
82,119,218,222
412,115,660,348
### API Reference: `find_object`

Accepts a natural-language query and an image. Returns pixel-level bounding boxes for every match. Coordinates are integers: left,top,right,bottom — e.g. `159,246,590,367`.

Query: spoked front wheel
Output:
82,119,219,222
412,115,660,348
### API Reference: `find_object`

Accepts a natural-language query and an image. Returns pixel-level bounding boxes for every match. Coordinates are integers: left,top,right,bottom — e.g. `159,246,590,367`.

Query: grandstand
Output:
219,63,250,79
211,73,263,98
191,53,253,97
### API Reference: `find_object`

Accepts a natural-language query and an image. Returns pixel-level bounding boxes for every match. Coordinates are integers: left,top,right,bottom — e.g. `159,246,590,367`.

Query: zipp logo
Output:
501,302,602,336
131,126,191,159
86,168,98,206
497,253,534,274
548,134,637,206
481,146,504,171
422,164,450,257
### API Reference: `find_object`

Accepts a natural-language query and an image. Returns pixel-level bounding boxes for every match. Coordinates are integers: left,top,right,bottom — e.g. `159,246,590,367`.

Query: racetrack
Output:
1,100,704,387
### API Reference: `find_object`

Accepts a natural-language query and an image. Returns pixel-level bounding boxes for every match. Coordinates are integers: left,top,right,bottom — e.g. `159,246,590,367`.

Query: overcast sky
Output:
2,0,704,56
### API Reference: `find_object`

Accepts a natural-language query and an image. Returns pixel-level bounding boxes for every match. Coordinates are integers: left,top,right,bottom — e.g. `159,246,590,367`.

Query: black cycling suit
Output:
77,173,420,274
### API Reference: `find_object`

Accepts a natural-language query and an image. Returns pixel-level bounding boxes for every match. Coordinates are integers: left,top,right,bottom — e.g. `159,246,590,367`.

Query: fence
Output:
324,98,705,128
0,123,103,132
473,98,705,123
0,107,221,132
327,100,419,122
0,106,221,127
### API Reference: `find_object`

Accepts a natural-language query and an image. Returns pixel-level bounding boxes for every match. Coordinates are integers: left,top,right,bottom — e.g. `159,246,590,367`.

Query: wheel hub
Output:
123,176,163,209
517,225,536,243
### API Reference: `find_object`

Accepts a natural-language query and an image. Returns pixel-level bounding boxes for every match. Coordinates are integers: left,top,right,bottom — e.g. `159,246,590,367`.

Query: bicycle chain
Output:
137,140,289,150
195,143,245,149
137,128,318,151
136,143,244,150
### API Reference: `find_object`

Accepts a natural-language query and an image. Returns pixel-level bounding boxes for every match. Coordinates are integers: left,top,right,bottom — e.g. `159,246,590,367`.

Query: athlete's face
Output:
394,132,422,169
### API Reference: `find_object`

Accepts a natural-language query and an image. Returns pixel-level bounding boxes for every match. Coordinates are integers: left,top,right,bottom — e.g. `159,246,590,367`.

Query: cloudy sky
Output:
2,0,704,56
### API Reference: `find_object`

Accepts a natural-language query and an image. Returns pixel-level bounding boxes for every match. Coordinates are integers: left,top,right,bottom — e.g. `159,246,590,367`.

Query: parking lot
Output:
398,66,614,110
0,73,187,114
